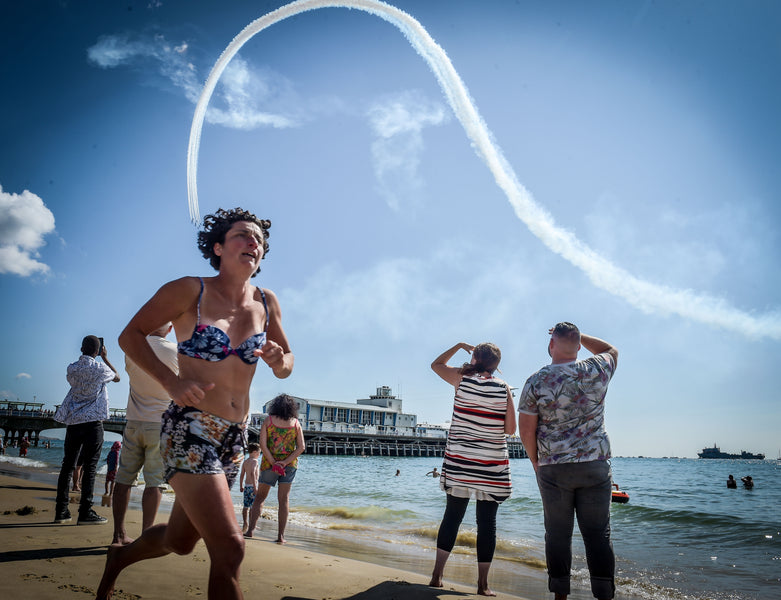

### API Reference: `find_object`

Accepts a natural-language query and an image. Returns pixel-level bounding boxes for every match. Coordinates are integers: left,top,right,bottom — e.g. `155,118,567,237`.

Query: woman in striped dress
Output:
429,342,516,597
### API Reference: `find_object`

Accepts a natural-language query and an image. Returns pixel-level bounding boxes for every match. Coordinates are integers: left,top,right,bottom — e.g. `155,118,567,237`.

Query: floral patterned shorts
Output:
243,486,256,508
160,404,247,489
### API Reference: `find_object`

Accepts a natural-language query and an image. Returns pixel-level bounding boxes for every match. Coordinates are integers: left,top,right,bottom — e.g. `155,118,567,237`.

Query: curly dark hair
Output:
197,207,270,276
266,394,299,420
461,342,502,376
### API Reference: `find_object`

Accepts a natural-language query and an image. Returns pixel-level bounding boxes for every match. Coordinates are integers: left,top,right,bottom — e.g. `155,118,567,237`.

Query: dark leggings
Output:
436,494,499,563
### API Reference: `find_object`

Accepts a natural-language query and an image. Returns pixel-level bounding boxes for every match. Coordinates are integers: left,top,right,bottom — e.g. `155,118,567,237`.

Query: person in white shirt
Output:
54,335,120,525
111,323,178,545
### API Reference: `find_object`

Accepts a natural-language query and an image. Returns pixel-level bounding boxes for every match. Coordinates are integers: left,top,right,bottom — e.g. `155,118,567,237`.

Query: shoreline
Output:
0,465,533,599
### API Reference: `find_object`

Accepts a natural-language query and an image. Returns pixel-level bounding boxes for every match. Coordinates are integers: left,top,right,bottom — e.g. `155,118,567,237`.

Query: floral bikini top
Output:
177,277,268,365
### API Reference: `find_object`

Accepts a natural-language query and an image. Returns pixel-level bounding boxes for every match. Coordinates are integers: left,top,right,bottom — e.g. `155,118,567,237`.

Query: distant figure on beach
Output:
239,443,260,533
245,394,305,543
96,207,293,600
53,335,120,525
396,469,401,476
19,436,29,457
727,475,737,489
429,342,516,597
519,323,618,600
104,441,121,497
426,467,440,478
0,436,4,455
111,323,179,545
741,475,754,489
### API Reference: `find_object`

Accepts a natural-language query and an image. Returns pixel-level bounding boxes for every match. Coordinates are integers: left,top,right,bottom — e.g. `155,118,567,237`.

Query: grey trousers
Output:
537,460,615,599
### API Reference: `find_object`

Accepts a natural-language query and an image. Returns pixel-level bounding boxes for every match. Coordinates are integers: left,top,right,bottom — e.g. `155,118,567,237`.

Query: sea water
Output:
3,442,779,600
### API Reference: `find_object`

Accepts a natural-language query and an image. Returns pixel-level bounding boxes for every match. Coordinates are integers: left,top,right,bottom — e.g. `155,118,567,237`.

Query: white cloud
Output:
15,373,31,380
366,91,449,211
0,185,56,276
281,241,534,343
87,33,296,130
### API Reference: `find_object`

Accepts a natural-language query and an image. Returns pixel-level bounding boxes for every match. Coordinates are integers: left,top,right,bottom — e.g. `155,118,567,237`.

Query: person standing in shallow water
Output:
429,342,516,597
518,322,618,600
96,208,293,600
245,394,305,543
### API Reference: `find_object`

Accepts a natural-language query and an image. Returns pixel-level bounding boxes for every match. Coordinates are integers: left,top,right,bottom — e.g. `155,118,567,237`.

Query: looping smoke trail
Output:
187,0,781,340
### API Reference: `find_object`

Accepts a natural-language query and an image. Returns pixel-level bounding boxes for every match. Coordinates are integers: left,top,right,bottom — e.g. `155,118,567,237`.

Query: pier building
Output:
249,386,526,458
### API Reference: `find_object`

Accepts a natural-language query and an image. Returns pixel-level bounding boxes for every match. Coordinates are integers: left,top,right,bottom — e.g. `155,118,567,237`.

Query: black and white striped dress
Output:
439,375,512,502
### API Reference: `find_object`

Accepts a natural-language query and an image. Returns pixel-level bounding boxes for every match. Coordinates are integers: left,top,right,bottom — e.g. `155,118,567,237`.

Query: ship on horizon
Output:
698,444,765,460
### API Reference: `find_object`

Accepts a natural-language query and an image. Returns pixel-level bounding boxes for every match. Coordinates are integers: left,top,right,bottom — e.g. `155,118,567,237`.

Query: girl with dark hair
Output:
245,394,305,543
429,342,516,597
97,208,293,600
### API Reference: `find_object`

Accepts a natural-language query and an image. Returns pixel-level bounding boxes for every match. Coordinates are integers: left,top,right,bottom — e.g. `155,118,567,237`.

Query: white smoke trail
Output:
186,0,781,340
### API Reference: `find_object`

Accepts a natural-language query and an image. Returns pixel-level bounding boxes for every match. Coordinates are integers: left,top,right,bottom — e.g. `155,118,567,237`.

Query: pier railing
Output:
0,409,527,459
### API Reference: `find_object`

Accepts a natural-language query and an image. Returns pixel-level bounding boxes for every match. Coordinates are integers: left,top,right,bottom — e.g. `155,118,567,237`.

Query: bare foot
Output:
111,534,134,546
276,536,286,544
478,586,497,597
429,575,443,588
243,531,253,539
95,544,122,600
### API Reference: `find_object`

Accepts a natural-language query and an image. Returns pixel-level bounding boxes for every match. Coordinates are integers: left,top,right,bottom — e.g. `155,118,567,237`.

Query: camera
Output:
98,337,104,353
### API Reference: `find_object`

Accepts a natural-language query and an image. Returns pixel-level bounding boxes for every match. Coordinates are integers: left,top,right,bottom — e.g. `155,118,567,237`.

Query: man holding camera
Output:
53,335,120,525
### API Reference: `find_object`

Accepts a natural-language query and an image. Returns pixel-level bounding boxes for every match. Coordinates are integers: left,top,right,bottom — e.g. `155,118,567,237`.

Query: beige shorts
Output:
116,420,165,488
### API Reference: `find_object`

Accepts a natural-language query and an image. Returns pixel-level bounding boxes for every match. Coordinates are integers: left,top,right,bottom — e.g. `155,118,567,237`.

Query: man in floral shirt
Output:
53,335,120,525
518,323,618,600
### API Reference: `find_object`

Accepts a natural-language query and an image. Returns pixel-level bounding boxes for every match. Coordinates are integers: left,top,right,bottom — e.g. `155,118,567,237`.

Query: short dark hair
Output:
81,335,100,356
551,322,580,343
197,207,270,276
247,442,260,453
461,342,502,376
266,394,298,420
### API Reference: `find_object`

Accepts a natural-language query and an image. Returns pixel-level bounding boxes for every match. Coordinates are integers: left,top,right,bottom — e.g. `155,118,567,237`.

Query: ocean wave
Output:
396,524,546,569
303,504,418,522
614,503,779,545
0,455,48,469
325,522,372,531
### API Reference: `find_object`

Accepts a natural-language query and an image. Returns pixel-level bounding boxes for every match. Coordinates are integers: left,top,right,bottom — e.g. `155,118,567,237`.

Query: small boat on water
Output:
611,483,629,503
698,444,765,460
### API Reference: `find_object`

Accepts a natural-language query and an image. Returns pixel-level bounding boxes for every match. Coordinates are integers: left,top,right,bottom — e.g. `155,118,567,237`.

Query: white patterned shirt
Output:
54,355,115,425
519,353,616,465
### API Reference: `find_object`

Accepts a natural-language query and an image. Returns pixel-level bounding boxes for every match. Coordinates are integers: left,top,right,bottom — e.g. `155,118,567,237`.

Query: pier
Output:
1,402,526,459
246,425,526,459
0,401,127,447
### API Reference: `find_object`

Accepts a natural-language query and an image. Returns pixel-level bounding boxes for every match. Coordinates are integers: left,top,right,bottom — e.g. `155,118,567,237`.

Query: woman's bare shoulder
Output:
257,286,279,302
154,276,202,296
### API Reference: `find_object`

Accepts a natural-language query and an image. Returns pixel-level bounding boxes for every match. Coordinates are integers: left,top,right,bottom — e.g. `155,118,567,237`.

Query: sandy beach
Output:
0,469,531,600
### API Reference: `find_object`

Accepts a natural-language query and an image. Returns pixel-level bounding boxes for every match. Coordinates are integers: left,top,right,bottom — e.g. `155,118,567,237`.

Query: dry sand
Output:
0,472,531,599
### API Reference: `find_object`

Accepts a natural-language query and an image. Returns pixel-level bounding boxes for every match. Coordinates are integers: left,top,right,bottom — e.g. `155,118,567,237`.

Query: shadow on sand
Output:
282,579,473,600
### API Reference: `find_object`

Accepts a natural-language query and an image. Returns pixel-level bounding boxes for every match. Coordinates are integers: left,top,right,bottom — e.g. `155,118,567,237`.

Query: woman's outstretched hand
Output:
257,340,284,369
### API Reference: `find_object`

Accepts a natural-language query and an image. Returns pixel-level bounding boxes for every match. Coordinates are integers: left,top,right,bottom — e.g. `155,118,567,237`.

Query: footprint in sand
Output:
21,573,53,582
185,584,204,596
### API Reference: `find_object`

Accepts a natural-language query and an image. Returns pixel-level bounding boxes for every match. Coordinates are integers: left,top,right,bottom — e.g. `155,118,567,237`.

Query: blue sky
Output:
1,0,779,459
